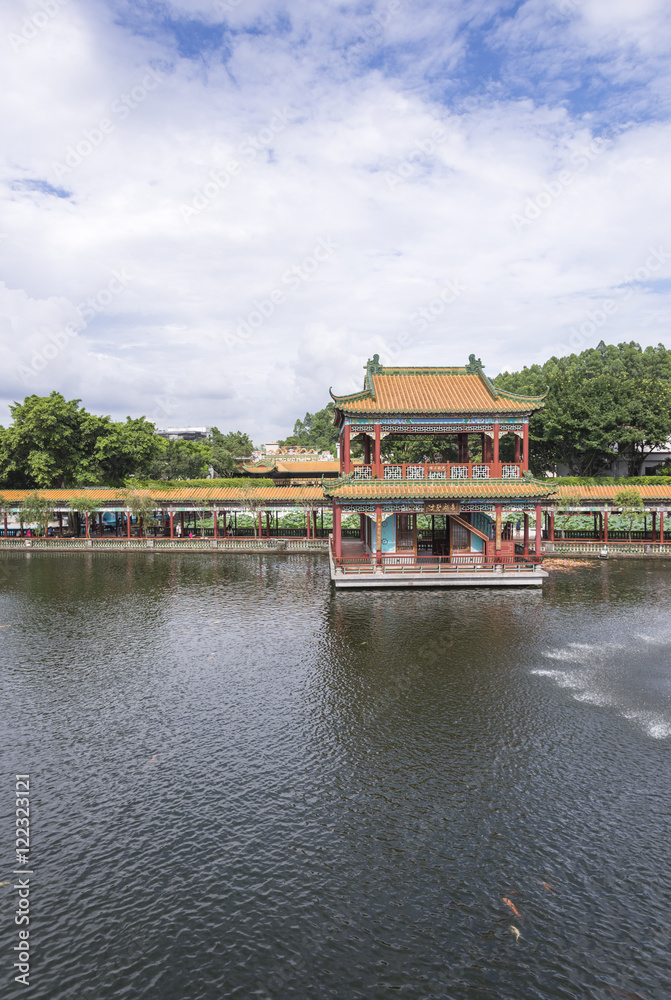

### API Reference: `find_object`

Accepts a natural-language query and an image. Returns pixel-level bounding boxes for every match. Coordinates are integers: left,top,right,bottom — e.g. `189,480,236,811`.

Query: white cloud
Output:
0,0,670,442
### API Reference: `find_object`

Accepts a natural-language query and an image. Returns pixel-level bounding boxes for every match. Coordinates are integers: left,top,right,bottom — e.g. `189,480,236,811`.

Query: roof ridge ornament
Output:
465,354,484,374
366,353,384,375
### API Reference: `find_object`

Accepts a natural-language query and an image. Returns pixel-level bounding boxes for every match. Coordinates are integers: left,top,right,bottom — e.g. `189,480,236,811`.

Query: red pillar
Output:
535,503,542,557
257,512,262,538
458,434,467,462
374,423,381,477
523,512,529,556
549,510,555,542
375,504,382,564
313,510,318,537
169,511,174,538
306,510,310,539
660,510,665,543
364,435,371,465
515,435,521,463
343,423,351,474
604,511,609,543
652,511,656,543
493,421,500,476
85,512,90,539
333,502,342,560
523,422,529,472
213,510,218,538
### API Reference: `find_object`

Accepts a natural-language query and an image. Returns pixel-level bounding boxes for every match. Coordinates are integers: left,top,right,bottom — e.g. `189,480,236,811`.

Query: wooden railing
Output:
349,462,523,480
0,536,330,551
330,539,541,574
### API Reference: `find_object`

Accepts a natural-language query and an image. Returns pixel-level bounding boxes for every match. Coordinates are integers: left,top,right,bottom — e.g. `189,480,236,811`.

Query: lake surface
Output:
0,552,669,1000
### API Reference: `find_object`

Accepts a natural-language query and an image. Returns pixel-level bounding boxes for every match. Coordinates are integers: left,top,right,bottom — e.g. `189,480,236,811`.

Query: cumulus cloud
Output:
0,0,670,442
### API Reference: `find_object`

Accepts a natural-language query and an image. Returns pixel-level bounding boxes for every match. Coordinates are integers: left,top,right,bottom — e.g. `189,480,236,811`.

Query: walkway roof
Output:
3,482,671,507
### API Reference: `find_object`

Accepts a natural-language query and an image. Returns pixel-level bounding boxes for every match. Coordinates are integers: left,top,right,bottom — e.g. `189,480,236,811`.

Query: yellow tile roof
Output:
0,487,324,504
555,484,671,502
243,461,340,474
5,482,671,507
324,479,557,500
331,358,545,416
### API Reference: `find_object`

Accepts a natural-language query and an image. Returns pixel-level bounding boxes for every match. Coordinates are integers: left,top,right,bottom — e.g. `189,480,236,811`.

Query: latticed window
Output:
353,466,372,479
451,521,469,550
384,466,403,479
428,469,447,479
407,466,424,479
502,465,520,478
472,465,490,479
450,465,468,479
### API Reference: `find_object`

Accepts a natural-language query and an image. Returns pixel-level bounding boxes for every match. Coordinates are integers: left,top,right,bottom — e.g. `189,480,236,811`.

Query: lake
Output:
0,552,669,999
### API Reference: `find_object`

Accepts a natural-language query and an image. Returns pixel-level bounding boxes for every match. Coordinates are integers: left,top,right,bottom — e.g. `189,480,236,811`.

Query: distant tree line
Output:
494,341,671,476
0,392,254,488
279,402,340,454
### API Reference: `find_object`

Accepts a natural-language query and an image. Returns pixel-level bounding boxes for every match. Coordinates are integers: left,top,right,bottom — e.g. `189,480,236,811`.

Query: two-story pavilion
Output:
326,355,553,586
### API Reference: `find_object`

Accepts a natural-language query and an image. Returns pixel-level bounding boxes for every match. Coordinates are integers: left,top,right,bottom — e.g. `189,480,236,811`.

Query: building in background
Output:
156,427,210,442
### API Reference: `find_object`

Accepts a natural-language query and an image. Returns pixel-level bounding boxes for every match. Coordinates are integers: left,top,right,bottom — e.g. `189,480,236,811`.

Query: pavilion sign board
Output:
424,501,461,515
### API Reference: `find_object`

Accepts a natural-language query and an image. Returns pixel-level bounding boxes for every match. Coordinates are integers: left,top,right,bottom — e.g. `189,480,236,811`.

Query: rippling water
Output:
0,553,669,999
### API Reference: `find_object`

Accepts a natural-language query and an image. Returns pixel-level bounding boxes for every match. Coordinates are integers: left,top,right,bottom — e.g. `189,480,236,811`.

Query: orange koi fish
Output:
503,897,521,917
542,882,554,893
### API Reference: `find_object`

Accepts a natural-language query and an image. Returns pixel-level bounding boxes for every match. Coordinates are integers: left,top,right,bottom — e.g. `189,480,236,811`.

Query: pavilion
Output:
326,354,553,586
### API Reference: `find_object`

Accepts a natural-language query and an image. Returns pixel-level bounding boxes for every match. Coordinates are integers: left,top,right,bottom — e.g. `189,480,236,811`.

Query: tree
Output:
121,489,158,537
381,434,458,463
494,342,671,476
19,491,55,536
91,417,161,485
148,439,210,480
70,497,102,538
209,428,254,477
280,402,339,454
235,485,267,537
614,487,644,541
0,393,90,488
0,393,167,488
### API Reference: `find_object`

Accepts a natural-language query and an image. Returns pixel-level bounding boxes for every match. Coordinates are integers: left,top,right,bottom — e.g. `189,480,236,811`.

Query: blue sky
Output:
1,0,670,442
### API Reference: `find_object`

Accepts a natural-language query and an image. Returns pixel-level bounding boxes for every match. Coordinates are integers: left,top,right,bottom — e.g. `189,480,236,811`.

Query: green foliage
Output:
0,393,162,488
495,342,671,476
89,417,161,485
209,428,255,477
0,393,92,488
381,434,459,463
280,402,338,454
148,438,210,480
613,486,645,540
18,491,55,534
0,393,256,489
121,489,159,532
127,478,275,489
